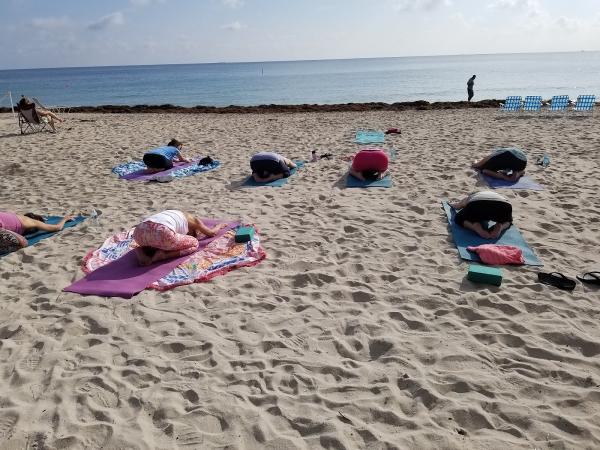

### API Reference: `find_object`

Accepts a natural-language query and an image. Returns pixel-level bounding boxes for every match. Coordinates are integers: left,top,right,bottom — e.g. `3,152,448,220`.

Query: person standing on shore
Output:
467,75,476,102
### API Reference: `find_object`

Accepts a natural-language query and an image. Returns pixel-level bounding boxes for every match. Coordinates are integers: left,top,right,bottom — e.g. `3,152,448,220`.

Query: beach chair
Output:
522,96,542,113
572,95,595,116
17,103,51,134
32,97,70,115
499,96,522,113
547,95,570,115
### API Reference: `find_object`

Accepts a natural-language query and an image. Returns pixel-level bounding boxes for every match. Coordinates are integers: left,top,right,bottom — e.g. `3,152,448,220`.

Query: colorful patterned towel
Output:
79,224,266,291
112,159,220,181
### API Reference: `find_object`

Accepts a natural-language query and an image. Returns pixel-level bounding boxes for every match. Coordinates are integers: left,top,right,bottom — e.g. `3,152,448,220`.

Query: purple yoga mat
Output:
121,159,198,181
64,220,239,299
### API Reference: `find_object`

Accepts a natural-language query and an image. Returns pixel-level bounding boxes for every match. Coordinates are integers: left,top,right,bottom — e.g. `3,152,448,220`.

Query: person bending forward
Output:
450,191,512,239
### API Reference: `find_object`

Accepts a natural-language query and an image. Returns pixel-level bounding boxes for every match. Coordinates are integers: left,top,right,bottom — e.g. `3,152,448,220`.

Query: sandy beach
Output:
0,108,599,449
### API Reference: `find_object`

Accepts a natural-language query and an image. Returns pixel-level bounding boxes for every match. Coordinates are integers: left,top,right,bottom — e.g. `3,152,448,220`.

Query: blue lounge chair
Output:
499,96,522,112
522,96,542,113
547,95,570,114
572,95,595,116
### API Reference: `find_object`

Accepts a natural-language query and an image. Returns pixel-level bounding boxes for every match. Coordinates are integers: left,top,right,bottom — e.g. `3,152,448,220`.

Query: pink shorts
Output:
133,221,198,256
351,149,389,172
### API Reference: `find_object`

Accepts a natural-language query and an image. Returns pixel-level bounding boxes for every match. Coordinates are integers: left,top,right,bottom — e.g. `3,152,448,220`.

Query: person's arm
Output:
175,151,190,163
481,169,521,182
284,158,297,169
449,196,469,210
349,167,365,181
377,170,388,180
188,216,226,237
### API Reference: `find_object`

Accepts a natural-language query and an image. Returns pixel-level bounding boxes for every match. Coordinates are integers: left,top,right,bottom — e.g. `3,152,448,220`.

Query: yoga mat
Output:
355,130,385,144
345,174,392,188
480,173,543,191
64,219,239,298
1,216,86,257
242,161,304,187
442,201,542,266
120,159,219,181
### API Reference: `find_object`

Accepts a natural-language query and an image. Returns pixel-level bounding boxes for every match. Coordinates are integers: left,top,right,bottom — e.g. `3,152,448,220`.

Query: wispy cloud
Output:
129,0,167,6
222,21,245,31
87,12,125,31
488,0,542,17
220,0,244,8
393,0,451,12
29,16,70,30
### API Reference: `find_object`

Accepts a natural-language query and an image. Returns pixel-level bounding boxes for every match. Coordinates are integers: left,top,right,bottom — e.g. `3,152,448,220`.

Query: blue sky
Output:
1,0,599,69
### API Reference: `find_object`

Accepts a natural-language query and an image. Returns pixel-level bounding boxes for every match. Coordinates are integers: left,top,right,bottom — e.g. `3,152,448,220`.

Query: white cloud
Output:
87,12,125,31
554,16,582,32
393,0,451,12
220,0,244,8
222,21,245,31
130,0,167,6
488,0,542,17
30,17,70,30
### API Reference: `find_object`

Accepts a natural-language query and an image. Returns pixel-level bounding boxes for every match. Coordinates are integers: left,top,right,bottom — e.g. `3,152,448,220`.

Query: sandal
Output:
538,272,576,291
576,272,600,286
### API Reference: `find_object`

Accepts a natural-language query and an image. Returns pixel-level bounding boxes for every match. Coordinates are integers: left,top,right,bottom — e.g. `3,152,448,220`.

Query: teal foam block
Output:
345,174,392,188
467,264,503,286
235,226,255,243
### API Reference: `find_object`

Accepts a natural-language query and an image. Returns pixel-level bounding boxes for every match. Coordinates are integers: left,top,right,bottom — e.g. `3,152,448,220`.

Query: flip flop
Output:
538,272,576,291
576,272,600,286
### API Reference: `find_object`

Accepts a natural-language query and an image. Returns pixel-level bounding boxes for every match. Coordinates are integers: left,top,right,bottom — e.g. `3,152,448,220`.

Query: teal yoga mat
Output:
242,161,304,187
355,130,385,144
0,215,86,257
442,201,542,266
345,174,392,188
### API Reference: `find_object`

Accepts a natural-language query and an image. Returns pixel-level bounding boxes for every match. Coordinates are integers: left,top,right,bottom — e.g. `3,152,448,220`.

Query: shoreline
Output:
0,99,503,114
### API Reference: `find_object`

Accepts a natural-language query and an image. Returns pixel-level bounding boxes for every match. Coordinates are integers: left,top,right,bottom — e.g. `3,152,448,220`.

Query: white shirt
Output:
143,210,188,234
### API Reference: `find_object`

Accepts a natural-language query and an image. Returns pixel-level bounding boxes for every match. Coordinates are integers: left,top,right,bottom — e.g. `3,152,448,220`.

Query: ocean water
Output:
0,52,599,107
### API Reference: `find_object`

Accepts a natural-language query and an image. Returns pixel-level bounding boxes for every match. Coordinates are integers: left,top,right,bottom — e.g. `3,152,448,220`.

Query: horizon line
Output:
0,49,597,72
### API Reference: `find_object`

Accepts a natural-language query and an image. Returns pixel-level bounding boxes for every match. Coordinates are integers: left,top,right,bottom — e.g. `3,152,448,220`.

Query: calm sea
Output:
1,52,598,107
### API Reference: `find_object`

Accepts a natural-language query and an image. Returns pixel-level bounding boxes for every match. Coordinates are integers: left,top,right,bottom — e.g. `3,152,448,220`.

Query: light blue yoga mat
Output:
355,130,385,144
442,201,542,266
0,215,86,257
480,173,543,191
346,174,392,188
242,161,305,187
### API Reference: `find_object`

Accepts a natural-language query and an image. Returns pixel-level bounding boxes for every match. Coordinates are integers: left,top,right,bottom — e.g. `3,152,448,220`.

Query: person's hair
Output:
167,139,183,148
363,170,380,181
24,212,45,222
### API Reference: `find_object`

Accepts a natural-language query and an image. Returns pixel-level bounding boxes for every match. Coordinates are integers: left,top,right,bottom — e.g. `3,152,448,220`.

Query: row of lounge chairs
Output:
499,95,596,115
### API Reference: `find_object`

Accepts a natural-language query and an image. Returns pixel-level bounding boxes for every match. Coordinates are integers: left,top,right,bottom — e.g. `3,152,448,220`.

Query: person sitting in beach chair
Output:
133,210,226,266
450,191,513,239
0,211,74,252
17,96,64,133
471,148,527,182
143,139,191,173
250,152,297,183
348,148,389,181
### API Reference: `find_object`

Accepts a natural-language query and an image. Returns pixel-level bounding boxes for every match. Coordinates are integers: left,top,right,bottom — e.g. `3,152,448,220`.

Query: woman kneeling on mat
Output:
0,211,74,251
472,148,527,182
349,148,389,181
133,210,225,266
450,191,513,239
143,139,190,173
250,152,296,183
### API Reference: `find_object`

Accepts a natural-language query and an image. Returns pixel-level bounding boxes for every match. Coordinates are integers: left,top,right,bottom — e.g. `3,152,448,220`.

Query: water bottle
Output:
89,208,99,227
542,154,550,168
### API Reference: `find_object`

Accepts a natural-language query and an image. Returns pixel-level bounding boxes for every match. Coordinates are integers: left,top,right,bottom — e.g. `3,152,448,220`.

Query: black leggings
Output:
143,153,173,170
455,200,513,226
482,151,526,172
250,159,290,178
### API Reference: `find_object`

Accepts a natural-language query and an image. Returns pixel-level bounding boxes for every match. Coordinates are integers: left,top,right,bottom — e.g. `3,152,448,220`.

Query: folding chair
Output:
522,96,542,113
547,95,570,115
17,104,52,134
572,95,595,116
499,96,522,113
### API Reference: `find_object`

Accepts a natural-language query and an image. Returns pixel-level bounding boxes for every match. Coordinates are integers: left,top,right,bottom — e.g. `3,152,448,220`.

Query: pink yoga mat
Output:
121,159,197,181
64,220,239,298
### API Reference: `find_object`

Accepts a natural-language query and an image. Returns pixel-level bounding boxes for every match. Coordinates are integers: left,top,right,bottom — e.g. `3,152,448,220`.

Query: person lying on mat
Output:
472,148,527,182
250,152,297,183
348,148,389,181
133,210,226,266
0,211,74,248
450,191,513,239
143,139,191,173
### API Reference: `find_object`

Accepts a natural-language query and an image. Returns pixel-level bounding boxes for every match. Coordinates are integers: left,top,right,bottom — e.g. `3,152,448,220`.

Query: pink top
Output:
351,148,389,172
0,212,24,235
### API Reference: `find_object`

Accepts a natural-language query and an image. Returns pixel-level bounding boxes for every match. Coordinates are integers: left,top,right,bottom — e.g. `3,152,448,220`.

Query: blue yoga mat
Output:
0,215,86,257
442,201,542,266
355,131,385,144
346,174,392,188
242,161,304,187
480,173,543,191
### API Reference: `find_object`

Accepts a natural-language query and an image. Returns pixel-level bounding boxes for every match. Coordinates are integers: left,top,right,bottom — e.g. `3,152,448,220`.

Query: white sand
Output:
0,109,599,449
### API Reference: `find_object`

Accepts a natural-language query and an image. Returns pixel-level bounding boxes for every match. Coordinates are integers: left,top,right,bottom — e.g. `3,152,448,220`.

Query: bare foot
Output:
135,247,153,266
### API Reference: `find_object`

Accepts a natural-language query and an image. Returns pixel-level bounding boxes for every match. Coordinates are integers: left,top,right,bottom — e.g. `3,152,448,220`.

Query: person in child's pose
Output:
133,210,226,266
143,139,191,173
450,191,513,239
472,148,527,182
